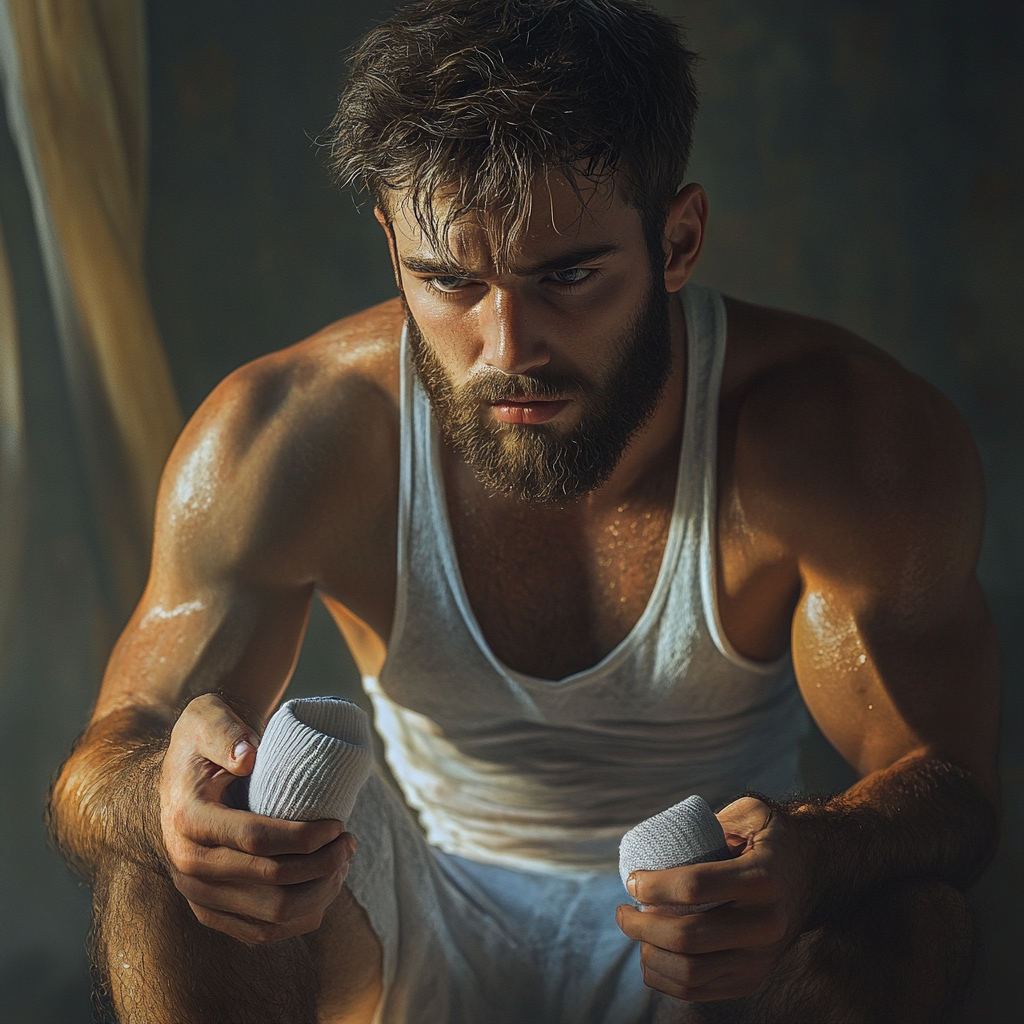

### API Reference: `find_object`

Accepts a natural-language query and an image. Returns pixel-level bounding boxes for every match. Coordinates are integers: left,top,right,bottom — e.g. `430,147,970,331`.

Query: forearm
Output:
49,699,325,1024
775,752,999,927
47,704,174,881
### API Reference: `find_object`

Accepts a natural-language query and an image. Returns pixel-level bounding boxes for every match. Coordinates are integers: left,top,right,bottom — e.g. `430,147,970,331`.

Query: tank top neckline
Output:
419,291,698,689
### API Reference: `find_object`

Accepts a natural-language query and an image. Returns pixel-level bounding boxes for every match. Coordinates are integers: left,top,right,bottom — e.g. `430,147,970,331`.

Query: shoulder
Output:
155,298,406,587
721,297,984,585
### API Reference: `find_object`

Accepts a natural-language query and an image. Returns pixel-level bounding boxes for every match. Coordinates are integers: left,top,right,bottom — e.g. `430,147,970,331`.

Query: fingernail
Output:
232,739,254,761
626,873,637,896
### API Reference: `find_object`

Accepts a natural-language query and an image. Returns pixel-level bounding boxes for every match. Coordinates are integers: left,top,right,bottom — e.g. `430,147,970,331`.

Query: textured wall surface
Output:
0,1,1019,1020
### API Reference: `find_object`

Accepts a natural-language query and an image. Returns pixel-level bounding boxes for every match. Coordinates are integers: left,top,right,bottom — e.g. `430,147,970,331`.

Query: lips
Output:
489,399,571,425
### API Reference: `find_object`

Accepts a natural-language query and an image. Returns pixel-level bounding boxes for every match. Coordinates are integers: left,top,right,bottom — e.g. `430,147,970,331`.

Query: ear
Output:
661,183,708,292
374,206,404,293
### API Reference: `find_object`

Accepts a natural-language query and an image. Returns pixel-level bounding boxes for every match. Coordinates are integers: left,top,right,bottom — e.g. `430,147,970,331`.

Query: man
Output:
48,1,999,1022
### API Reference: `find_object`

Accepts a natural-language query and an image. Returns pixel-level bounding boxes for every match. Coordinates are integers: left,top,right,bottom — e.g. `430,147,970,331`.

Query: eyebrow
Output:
399,243,622,278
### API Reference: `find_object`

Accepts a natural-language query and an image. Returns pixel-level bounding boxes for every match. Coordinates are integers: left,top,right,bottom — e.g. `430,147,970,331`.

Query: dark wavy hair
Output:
326,0,700,259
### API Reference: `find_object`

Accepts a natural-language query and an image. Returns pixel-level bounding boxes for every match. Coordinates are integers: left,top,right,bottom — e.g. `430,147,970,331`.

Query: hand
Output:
159,693,357,943
615,796,810,1002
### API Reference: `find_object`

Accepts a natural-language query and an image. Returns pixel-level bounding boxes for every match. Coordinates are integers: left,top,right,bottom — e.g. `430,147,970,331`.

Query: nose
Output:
479,288,550,375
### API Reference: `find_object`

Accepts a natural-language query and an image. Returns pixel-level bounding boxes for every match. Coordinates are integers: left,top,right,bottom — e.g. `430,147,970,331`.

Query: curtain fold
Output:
0,0,182,612
0,216,26,663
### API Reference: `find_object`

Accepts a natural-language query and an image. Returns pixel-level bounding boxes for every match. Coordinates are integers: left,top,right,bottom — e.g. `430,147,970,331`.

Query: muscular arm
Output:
620,336,1000,1005
773,345,999,906
47,307,401,1022
50,349,325,880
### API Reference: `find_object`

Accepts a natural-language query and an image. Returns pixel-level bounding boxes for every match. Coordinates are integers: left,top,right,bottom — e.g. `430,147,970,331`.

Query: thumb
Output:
716,796,772,852
180,692,262,778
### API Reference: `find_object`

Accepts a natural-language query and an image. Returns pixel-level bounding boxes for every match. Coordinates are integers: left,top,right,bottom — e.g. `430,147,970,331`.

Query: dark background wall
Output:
0,1,1019,1020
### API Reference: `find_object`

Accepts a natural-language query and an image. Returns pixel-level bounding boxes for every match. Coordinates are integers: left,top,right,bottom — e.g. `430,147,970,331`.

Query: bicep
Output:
94,391,316,723
793,543,1001,803
737,347,1001,797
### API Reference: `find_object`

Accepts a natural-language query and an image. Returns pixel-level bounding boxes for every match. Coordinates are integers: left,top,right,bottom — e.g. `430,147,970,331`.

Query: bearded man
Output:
48,2,999,1023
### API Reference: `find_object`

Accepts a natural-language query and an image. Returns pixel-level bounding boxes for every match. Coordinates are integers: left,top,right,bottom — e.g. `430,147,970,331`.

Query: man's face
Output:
384,175,673,504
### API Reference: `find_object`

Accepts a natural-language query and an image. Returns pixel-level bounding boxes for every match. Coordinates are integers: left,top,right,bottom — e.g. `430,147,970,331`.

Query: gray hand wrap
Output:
247,697,373,823
618,795,733,914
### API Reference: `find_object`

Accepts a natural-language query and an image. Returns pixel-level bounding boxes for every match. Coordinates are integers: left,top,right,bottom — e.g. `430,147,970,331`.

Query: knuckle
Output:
324,836,349,866
172,873,200,901
191,692,224,715
292,831,318,856
295,824,332,856
173,848,203,877
168,803,194,837
263,892,292,925
675,880,705,905
239,819,271,854
188,902,220,930
666,920,693,954
255,857,286,884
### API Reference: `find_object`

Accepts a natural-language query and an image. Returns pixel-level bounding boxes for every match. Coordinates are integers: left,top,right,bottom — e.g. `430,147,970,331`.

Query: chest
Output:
446,470,798,681
447,471,677,680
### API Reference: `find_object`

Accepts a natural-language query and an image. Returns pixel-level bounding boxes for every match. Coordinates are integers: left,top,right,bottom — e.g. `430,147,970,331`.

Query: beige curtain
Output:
1,0,182,612
0,218,26,663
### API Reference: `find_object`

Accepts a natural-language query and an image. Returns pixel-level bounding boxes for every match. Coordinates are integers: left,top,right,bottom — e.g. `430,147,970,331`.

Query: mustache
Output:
403,308,591,403
461,370,590,403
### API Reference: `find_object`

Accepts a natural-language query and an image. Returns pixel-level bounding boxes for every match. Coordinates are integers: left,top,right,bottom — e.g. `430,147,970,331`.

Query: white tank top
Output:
364,283,808,874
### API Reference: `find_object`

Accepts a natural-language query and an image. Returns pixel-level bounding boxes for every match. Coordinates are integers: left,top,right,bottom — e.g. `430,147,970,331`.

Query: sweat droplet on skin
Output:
141,600,205,625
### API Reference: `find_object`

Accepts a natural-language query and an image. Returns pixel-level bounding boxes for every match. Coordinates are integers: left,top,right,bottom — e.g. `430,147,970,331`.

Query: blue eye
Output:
430,276,471,292
552,268,593,285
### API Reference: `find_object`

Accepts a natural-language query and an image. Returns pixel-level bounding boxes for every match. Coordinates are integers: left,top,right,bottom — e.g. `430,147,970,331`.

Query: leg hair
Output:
91,864,320,1024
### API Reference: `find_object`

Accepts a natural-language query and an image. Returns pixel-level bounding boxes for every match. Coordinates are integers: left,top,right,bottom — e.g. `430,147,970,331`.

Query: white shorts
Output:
345,770,686,1024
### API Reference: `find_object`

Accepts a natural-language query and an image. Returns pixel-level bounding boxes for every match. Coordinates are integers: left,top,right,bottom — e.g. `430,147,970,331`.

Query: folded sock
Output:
619,795,733,914
247,697,373,823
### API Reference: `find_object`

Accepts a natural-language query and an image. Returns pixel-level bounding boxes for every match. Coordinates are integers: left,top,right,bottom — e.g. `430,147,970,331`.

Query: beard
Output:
408,277,673,504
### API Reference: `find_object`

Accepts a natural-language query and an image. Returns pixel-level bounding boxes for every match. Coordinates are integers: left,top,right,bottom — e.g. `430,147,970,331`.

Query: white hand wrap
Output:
247,697,373,823
618,795,733,914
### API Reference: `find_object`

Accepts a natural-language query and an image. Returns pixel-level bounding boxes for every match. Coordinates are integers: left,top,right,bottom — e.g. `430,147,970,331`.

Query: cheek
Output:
408,303,480,378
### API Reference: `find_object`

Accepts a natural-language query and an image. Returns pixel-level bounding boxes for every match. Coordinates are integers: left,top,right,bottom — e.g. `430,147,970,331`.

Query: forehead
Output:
385,171,644,273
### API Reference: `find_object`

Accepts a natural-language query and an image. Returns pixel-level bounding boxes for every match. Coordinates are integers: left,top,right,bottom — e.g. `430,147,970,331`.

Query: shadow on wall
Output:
0,1,1020,1021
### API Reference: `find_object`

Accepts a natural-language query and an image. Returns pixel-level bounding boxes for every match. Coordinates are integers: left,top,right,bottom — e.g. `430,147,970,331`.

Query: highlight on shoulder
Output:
151,297,406,569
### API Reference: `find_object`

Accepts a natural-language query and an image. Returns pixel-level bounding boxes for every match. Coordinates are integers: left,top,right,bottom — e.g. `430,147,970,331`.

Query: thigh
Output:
340,770,526,1024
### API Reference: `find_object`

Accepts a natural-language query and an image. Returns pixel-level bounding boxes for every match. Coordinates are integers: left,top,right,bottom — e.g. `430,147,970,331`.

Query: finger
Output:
173,831,357,886
183,800,348,857
715,796,772,838
643,956,767,1004
617,902,785,955
640,959,745,1003
175,867,347,925
641,943,734,996
187,900,326,944
180,693,262,776
628,856,769,908
640,958,695,1001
